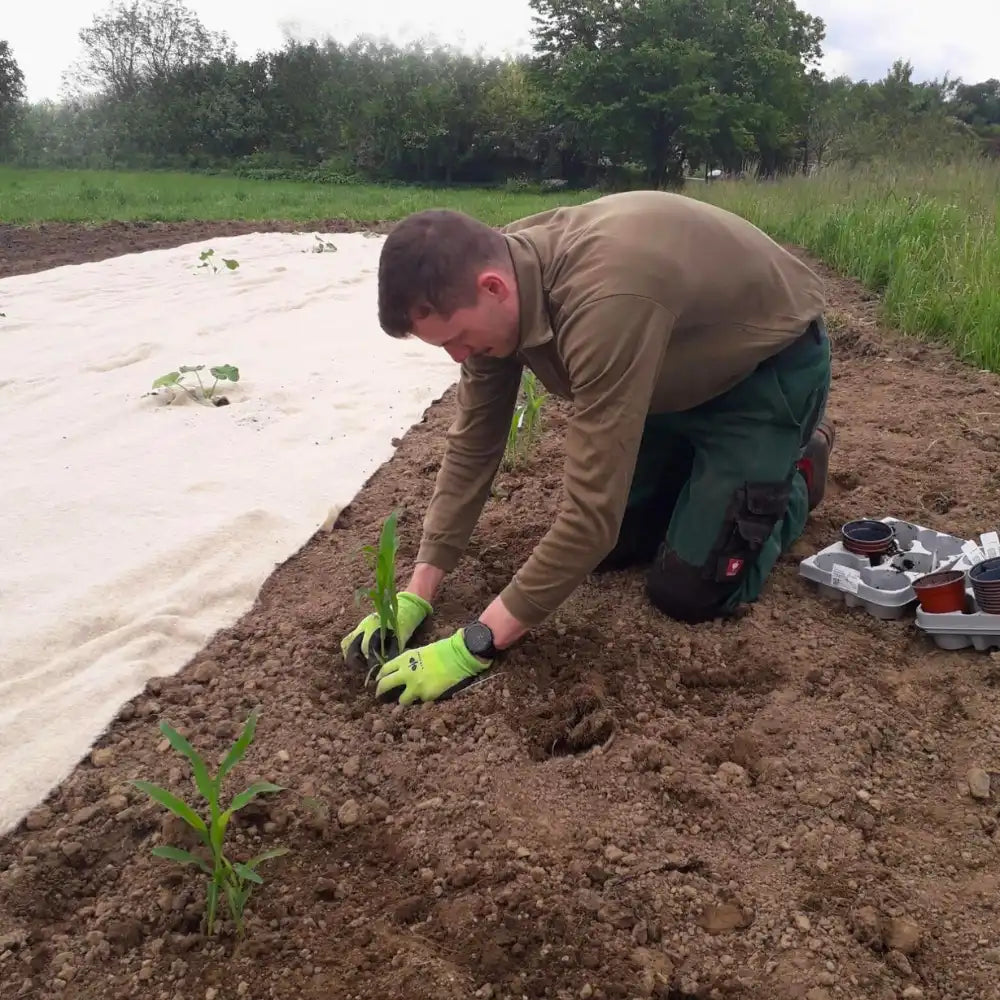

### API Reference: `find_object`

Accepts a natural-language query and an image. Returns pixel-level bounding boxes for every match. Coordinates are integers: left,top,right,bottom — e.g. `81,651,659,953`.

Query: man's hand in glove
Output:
375,627,493,705
340,591,432,670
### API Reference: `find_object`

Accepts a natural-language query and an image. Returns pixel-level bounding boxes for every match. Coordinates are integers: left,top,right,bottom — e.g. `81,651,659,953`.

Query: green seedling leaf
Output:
152,371,181,389
152,845,212,874
225,881,248,927
245,847,291,869
132,780,208,837
216,708,258,786
200,249,214,260
228,781,285,813
223,258,240,270
159,721,216,808
179,364,205,373
210,811,232,856
210,364,239,383
232,862,264,884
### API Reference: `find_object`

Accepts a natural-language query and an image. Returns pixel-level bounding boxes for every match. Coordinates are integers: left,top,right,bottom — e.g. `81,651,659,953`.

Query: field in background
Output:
697,157,1000,372
0,166,596,226
5,158,1000,372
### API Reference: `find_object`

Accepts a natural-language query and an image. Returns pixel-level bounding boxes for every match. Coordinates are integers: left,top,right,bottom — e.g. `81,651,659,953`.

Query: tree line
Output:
1,0,998,187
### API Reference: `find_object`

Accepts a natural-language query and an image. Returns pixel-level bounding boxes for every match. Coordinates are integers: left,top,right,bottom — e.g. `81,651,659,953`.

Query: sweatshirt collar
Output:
505,233,554,350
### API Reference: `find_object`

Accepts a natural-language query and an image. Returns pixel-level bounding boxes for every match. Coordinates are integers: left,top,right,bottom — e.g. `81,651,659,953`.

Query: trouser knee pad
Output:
645,547,741,624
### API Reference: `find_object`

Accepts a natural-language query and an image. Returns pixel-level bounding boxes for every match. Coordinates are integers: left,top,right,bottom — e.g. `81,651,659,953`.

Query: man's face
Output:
410,271,520,364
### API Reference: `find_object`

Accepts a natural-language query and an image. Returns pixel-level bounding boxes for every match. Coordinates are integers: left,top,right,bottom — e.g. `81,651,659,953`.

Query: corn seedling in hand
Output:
503,371,547,470
198,248,240,272
357,509,401,669
133,709,288,938
152,364,240,405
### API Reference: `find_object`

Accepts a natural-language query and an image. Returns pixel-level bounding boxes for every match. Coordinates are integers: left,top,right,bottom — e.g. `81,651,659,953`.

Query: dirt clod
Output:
696,903,752,934
967,767,991,799
884,917,922,956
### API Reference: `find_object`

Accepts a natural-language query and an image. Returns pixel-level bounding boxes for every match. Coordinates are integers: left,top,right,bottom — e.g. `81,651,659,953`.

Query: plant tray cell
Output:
798,518,975,621
915,585,1000,651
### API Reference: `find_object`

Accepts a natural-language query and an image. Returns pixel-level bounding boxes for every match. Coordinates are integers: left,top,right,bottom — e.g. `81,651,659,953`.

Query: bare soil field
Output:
2,225,999,1000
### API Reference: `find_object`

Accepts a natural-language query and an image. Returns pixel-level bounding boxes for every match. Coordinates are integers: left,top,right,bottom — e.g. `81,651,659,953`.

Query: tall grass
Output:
695,156,1000,372
0,166,596,226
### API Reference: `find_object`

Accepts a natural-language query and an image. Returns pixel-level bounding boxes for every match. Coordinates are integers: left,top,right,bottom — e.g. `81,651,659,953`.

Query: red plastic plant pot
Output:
912,569,967,614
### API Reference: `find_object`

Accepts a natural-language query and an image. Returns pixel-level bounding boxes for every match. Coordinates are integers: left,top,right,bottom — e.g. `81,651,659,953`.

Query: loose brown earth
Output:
2,222,1000,1000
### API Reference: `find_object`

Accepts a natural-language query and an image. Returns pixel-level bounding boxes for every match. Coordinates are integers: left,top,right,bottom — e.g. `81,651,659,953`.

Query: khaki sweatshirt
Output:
415,190,825,627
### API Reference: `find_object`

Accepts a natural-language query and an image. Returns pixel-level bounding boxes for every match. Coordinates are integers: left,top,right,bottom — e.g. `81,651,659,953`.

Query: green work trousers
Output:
599,319,832,622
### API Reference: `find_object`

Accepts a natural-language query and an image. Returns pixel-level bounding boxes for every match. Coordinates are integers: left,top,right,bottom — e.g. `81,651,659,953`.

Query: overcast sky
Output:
5,0,998,102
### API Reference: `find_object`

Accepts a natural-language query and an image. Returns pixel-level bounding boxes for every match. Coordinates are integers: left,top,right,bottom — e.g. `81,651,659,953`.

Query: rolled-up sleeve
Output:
416,354,523,572
500,294,674,625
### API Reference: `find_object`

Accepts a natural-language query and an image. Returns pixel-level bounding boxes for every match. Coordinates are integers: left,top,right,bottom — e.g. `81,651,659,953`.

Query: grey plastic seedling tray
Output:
915,585,1000,651
798,517,974,621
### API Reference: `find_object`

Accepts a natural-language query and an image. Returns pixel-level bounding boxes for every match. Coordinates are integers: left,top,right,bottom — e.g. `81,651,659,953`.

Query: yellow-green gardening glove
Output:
340,591,432,671
374,628,493,705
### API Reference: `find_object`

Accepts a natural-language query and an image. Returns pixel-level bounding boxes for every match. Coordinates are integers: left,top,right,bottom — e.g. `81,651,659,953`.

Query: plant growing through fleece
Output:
357,509,401,670
133,709,288,938
152,363,239,405
197,248,240,272
307,234,338,253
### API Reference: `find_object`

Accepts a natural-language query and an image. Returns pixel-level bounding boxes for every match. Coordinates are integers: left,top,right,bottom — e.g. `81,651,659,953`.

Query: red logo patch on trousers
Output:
725,557,744,577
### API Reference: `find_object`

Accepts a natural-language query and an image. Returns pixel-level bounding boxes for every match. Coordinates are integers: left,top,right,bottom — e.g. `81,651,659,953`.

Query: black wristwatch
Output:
462,621,498,658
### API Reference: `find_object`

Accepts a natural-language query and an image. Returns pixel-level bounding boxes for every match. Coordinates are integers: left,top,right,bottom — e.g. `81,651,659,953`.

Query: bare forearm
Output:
479,594,529,650
405,562,447,604
407,564,528,651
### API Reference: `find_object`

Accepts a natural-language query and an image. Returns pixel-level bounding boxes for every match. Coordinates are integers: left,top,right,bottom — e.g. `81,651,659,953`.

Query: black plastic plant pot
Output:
841,519,895,557
970,557,1000,614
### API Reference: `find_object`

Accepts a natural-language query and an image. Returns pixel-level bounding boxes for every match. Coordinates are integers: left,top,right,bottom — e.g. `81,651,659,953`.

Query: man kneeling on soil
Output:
341,190,835,705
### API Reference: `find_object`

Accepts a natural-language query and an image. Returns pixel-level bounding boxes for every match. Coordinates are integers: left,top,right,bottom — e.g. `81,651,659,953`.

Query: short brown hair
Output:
377,209,508,337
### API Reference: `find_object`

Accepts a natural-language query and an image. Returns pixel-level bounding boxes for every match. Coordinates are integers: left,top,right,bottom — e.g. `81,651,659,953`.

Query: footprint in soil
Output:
523,673,616,760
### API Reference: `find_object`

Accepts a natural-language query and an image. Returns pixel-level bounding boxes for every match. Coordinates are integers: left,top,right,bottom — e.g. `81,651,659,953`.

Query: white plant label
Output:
962,540,985,565
831,563,862,594
980,531,1000,559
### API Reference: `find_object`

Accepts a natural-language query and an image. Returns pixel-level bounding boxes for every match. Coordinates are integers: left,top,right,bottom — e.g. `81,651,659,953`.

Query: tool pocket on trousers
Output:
708,480,792,584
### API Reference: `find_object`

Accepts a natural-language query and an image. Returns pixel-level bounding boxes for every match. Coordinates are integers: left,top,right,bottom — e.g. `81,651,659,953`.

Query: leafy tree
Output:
528,0,825,185
0,40,26,153
4,2,996,181
65,0,233,99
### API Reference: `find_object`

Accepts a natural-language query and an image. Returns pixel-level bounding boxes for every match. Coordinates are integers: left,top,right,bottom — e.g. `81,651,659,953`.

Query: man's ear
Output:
479,271,511,300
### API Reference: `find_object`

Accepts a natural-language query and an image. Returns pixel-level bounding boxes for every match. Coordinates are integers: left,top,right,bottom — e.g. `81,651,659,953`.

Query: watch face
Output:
464,622,493,654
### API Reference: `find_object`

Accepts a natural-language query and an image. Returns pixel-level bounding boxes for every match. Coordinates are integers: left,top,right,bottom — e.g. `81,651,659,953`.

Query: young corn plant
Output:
133,709,288,938
502,370,547,470
357,509,401,670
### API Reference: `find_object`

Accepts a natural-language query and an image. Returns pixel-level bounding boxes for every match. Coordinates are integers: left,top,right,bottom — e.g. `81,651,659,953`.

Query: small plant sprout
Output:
308,234,338,253
198,248,240,272
152,364,240,405
356,509,401,671
133,709,288,938
502,370,547,470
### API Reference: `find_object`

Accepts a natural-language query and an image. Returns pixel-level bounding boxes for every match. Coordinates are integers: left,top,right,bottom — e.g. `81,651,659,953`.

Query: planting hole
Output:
524,680,616,759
